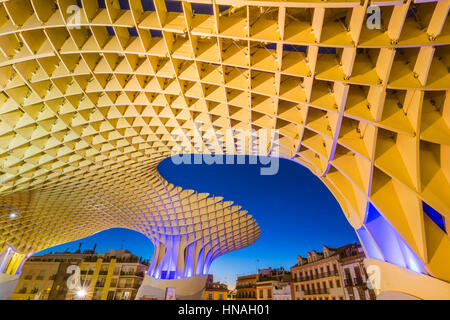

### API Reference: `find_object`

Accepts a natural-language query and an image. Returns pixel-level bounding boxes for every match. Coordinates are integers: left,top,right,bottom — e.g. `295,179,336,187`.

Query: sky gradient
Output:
38,156,358,288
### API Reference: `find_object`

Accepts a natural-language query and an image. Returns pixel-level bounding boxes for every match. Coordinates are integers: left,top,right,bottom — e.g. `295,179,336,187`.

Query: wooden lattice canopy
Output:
0,0,449,285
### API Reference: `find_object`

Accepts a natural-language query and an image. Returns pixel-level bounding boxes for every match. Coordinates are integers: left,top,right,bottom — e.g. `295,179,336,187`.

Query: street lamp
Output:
75,289,87,299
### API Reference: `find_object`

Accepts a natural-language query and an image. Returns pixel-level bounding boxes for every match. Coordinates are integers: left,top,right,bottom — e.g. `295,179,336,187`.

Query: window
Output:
329,280,333,288
267,289,272,299
358,288,366,300
336,280,341,288
295,285,299,292
219,293,224,300
37,271,45,280
354,266,362,278
259,290,264,299
107,291,115,300
208,292,213,300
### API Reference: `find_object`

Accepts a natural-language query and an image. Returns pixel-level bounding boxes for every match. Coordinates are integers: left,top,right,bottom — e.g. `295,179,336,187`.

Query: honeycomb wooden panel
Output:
0,0,449,289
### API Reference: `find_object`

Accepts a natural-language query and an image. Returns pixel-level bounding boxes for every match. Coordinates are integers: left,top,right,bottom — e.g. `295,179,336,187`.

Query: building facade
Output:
290,244,376,300
256,268,291,300
201,275,229,300
235,274,257,300
11,248,149,300
11,251,91,300
339,245,377,300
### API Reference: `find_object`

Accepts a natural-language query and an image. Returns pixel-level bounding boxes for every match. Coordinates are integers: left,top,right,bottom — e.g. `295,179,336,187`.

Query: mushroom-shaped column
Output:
136,195,260,300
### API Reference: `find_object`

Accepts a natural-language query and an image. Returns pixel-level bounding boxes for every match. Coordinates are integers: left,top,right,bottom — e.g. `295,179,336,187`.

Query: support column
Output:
0,246,28,300
0,274,20,300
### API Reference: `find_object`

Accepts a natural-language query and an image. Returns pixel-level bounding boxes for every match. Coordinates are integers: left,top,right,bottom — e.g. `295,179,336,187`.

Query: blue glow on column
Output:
148,237,213,280
195,247,204,276
184,242,195,278
0,247,13,274
363,202,425,274
356,226,384,261
203,250,213,275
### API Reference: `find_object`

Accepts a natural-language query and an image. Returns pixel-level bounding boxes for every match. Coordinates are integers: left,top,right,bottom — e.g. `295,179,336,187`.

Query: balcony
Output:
296,271,339,282
236,284,256,289
304,288,329,295
353,277,365,287
344,278,353,287
117,283,140,290
120,271,144,277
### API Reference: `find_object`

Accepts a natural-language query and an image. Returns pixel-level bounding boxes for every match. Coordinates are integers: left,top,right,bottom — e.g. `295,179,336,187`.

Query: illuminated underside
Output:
0,0,449,297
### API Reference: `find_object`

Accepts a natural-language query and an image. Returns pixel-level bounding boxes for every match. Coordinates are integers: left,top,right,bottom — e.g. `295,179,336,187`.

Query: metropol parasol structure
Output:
0,0,449,300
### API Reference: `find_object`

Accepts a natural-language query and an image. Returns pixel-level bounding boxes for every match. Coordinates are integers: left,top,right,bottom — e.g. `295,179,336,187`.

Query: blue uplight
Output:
423,201,446,233
356,226,383,261
363,202,425,274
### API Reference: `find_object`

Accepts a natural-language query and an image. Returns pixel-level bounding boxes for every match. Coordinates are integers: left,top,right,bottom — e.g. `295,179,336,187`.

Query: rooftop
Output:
291,243,363,268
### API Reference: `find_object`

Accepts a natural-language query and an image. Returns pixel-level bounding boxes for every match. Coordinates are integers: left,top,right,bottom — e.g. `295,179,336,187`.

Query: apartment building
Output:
68,249,148,300
290,243,376,300
236,274,257,300
339,245,377,300
256,267,291,300
202,275,229,300
11,251,91,300
11,247,149,300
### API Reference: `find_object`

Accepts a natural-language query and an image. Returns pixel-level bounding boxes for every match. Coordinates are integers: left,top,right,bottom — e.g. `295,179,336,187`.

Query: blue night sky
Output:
38,156,358,288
